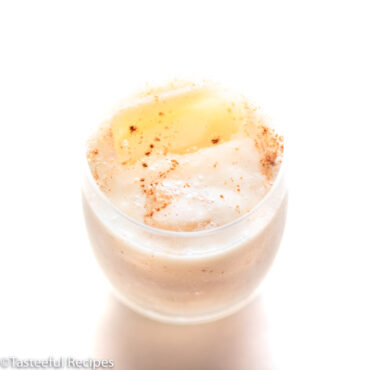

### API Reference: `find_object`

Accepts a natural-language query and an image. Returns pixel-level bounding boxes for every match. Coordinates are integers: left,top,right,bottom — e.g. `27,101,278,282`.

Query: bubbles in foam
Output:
87,82,283,231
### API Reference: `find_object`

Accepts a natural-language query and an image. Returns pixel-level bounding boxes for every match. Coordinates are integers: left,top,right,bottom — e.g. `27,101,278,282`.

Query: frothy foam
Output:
87,82,283,231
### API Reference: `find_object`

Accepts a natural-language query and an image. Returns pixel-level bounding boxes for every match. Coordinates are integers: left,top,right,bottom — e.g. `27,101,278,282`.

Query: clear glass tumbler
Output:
82,150,287,324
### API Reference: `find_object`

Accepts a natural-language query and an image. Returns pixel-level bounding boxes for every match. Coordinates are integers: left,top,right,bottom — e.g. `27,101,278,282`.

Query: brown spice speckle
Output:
211,137,220,144
254,125,284,181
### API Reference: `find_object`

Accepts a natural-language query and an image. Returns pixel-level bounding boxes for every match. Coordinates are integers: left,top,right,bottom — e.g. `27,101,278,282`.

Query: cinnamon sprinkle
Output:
129,125,137,133
211,137,220,144
93,169,99,180
253,124,284,181
143,158,180,222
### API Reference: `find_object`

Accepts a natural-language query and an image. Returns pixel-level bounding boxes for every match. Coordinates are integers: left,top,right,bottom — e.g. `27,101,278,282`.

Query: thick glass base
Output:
110,285,259,325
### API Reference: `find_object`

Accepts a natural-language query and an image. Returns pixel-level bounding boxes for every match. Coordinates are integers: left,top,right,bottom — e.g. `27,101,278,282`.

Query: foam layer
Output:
87,82,283,231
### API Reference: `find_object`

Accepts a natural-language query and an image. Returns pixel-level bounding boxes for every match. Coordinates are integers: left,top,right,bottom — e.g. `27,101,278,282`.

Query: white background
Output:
0,1,369,369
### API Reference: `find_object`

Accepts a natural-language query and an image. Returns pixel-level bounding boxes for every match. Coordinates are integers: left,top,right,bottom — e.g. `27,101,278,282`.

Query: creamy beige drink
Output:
83,81,286,323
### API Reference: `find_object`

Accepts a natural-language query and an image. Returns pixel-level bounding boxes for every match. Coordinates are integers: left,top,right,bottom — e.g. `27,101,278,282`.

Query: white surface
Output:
0,1,369,369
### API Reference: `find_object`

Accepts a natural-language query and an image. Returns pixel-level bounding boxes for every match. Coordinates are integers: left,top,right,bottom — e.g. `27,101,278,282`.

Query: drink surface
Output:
87,81,283,232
